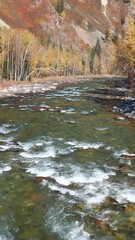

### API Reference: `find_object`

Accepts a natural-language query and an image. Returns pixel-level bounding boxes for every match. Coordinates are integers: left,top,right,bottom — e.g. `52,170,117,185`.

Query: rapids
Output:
0,77,135,240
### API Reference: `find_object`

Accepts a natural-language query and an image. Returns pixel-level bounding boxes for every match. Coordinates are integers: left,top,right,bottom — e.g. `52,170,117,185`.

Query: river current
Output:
0,78,135,240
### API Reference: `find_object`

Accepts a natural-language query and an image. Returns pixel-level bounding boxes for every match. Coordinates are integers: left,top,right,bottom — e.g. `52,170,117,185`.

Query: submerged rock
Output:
118,163,132,173
0,141,22,152
29,192,45,202
84,215,110,231
102,196,119,208
92,218,110,230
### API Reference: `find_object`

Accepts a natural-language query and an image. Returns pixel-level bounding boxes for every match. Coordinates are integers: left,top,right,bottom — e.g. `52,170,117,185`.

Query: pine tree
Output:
56,0,64,15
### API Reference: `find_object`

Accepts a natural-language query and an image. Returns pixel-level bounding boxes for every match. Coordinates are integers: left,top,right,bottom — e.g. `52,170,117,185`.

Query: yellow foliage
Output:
22,30,34,45
60,10,66,18
116,20,135,77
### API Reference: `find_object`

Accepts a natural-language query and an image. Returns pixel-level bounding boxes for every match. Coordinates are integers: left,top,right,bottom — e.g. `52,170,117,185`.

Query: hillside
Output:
0,0,135,49
0,0,135,81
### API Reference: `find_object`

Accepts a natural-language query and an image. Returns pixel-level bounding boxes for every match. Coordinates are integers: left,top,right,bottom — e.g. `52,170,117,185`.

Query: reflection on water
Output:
0,78,135,240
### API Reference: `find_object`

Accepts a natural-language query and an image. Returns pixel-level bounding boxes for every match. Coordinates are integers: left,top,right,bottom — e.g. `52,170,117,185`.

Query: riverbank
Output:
0,75,127,99
0,75,134,121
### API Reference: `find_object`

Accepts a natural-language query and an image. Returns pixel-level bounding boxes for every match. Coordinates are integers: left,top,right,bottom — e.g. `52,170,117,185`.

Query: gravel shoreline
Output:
0,75,134,120
0,77,92,98
0,75,126,99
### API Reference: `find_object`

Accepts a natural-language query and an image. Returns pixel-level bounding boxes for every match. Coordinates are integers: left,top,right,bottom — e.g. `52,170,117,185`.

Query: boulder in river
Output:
121,154,135,160
118,163,132,173
101,196,119,208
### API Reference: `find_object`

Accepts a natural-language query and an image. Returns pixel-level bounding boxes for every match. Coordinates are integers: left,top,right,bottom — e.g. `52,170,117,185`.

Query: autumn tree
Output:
101,41,117,74
55,0,64,15
116,20,135,78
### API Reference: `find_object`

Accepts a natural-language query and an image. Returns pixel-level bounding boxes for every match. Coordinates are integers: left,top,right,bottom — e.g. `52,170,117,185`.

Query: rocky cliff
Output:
0,0,134,48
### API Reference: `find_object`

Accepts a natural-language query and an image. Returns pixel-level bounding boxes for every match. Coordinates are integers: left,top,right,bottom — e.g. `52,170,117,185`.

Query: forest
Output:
0,19,135,82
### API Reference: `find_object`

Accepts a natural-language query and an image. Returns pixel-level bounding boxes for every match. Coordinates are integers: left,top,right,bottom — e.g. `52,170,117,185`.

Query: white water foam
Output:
20,146,56,159
0,235,14,240
19,138,135,228
46,204,91,240
21,138,135,239
0,145,11,151
0,124,17,134
115,186,135,203
64,222,90,240
96,127,108,131
0,140,20,152
54,168,113,187
128,173,135,177
114,149,135,158
19,138,104,161
42,165,115,207
0,165,11,174
0,229,14,240
67,141,104,150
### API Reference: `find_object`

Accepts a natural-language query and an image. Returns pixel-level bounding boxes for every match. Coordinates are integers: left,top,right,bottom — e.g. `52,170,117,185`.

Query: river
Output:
0,77,135,240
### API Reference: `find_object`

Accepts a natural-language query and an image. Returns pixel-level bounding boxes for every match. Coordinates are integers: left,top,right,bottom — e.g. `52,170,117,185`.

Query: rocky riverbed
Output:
0,76,135,240
0,77,91,99
85,78,135,121
0,76,134,121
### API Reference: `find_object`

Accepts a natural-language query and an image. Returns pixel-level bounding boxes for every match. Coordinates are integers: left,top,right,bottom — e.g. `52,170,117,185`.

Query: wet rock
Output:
7,147,22,152
115,116,125,121
67,184,79,190
0,141,6,145
81,111,89,115
116,100,135,114
122,203,135,213
72,202,87,213
84,215,110,231
31,145,44,152
93,218,110,230
118,163,132,173
68,120,76,124
125,113,135,121
34,176,47,183
86,78,135,120
10,141,20,146
128,217,135,223
8,142,22,152
89,88,127,97
39,104,49,109
0,141,22,152
115,233,126,239
0,133,6,137
121,154,135,160
54,107,62,112
102,196,119,208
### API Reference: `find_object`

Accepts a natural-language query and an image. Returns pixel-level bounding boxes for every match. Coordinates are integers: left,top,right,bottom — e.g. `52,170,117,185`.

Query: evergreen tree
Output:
2,58,9,79
104,28,110,42
90,39,101,74
56,0,64,15
112,28,119,44
94,39,101,57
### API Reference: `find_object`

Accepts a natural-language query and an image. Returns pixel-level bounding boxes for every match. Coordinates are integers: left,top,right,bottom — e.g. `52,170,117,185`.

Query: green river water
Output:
0,78,135,240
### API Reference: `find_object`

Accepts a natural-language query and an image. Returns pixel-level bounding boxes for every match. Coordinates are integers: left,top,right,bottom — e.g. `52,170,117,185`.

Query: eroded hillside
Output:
0,0,134,48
